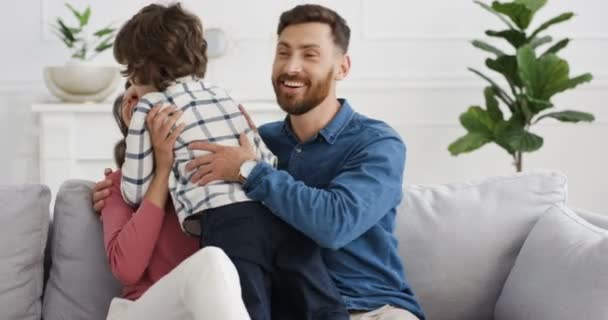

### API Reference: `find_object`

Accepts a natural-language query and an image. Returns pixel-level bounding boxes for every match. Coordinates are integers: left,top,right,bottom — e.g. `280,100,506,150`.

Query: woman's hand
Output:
92,168,114,212
146,104,185,175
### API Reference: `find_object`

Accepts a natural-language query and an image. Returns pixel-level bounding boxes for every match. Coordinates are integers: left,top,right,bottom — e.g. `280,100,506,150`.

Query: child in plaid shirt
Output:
112,3,348,320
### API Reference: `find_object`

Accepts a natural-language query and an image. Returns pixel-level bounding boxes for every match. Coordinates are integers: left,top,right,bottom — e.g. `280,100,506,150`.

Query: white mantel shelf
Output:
31,100,281,113
31,101,284,209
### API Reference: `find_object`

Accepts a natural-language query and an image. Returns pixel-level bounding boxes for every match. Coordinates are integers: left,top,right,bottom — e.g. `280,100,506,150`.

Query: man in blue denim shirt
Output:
186,4,425,320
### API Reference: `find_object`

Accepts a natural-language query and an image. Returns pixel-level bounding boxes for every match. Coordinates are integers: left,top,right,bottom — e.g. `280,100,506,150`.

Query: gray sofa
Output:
1,171,606,320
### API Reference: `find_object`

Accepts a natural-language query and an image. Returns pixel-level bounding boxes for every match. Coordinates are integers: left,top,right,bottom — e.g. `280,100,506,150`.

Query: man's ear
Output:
335,54,351,81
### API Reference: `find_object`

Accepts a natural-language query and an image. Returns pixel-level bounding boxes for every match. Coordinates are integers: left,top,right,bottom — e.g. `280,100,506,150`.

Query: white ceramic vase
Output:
44,60,121,103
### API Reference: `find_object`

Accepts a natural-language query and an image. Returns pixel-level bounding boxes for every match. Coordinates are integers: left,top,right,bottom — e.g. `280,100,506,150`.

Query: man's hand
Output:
92,168,114,212
186,134,256,186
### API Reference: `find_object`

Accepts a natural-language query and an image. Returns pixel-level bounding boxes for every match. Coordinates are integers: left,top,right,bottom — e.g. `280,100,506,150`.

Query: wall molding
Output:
360,33,608,42
360,0,608,42
227,76,608,98
3,76,608,97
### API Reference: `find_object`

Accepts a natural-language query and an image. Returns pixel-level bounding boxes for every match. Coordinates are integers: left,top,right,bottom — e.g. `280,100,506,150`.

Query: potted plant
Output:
448,0,594,172
44,3,120,103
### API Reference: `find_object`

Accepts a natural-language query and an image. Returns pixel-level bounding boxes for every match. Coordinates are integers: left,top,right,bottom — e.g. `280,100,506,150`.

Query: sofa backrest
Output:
0,184,50,320
40,171,581,320
395,171,568,320
43,180,121,320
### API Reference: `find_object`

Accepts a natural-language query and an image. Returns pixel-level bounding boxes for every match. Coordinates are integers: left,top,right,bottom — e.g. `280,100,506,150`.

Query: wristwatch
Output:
238,160,257,184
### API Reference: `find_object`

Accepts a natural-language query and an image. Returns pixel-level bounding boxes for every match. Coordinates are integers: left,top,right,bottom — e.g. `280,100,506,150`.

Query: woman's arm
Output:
101,104,184,285
102,171,169,285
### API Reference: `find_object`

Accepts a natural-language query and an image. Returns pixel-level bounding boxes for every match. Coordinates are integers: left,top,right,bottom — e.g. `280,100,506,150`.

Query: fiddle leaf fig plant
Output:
449,0,594,172
52,3,116,61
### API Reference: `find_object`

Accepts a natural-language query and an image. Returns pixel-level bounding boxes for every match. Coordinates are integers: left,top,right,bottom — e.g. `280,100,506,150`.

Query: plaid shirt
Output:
121,76,277,236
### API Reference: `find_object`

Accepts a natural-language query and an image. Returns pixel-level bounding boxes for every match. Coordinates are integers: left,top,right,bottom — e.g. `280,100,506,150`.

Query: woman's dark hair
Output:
112,81,131,168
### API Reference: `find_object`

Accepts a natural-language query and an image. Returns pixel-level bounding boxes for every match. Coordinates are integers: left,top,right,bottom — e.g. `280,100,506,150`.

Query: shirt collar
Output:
173,75,200,84
282,99,354,145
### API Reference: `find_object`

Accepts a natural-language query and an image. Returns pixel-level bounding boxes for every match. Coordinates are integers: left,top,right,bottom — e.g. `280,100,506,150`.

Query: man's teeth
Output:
283,80,305,88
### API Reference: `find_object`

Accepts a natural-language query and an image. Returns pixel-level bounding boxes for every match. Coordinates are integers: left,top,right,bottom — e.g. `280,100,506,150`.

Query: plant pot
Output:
43,61,121,103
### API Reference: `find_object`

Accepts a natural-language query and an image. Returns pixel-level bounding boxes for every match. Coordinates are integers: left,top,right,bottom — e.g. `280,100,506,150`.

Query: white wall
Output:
0,0,606,212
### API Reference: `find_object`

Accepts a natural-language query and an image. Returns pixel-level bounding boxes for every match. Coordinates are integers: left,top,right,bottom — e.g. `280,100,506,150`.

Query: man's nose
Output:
284,57,303,74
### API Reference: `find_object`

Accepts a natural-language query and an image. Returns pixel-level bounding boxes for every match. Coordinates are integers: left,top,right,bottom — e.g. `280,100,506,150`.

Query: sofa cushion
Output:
0,184,50,320
576,207,608,230
494,205,608,320
396,171,567,320
43,180,122,320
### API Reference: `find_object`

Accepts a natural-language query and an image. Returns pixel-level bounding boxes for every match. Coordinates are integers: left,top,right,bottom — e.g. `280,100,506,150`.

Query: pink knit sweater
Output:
101,171,199,300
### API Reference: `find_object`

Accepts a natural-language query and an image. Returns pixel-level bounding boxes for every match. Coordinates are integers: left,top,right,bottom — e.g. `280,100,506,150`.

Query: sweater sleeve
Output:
101,171,166,285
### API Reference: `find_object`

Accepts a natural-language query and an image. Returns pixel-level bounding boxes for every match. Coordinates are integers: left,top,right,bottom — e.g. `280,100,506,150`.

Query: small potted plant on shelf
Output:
44,3,120,103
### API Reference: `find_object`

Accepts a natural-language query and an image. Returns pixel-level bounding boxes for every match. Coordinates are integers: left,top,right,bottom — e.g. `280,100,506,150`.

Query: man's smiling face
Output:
271,22,342,116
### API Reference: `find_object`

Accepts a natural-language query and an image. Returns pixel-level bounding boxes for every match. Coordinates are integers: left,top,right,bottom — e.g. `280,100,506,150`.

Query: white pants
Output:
106,246,251,320
350,305,419,320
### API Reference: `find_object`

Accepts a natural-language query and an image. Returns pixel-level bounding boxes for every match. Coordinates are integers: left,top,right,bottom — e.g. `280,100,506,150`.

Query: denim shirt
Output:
243,99,425,319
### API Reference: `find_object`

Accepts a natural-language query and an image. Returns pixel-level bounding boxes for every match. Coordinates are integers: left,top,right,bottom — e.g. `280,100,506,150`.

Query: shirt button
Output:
295,147,302,153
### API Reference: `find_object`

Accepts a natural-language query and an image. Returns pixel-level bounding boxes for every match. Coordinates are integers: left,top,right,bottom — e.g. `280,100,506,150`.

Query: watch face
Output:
241,160,255,178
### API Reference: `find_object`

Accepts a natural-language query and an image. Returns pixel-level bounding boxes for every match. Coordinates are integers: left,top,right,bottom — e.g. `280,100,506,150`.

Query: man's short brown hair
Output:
277,4,350,53
114,3,207,90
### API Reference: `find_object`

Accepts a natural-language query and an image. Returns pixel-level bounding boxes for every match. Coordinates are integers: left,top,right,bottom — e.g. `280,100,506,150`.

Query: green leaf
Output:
94,27,115,37
486,29,528,48
52,29,74,48
526,95,553,113
492,1,533,30
448,133,491,155
499,127,544,152
549,73,593,96
56,18,75,42
493,120,519,154
474,1,516,29
468,68,516,110
517,45,593,100
95,42,113,53
516,0,547,13
72,43,87,60
486,55,522,87
484,87,504,122
460,106,496,135
472,40,506,56
94,34,114,52
81,7,91,26
542,38,569,56
529,12,574,40
517,94,534,122
529,35,552,48
536,110,595,123
65,3,82,24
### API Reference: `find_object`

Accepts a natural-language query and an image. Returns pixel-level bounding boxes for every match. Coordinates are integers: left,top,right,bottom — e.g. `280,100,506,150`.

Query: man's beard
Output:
272,69,333,116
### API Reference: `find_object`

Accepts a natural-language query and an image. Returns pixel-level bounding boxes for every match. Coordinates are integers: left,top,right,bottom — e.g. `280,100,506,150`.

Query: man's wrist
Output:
238,160,257,184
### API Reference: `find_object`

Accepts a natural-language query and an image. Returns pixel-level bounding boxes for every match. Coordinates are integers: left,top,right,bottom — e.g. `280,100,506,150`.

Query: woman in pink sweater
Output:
99,83,250,319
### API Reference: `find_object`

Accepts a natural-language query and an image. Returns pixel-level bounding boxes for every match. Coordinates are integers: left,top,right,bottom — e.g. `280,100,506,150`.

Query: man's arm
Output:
244,135,405,250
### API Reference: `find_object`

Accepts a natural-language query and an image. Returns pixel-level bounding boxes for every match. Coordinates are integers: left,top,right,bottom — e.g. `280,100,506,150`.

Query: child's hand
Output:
147,104,185,175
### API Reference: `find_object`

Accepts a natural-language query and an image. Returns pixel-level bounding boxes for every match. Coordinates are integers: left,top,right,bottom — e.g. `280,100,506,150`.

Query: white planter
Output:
43,61,121,103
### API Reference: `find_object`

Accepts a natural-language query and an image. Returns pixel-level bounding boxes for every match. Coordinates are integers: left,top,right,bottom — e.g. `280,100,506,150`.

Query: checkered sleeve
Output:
120,99,155,207
251,130,277,168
